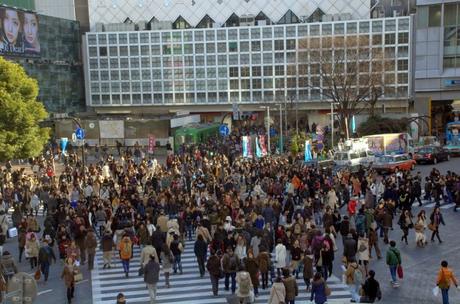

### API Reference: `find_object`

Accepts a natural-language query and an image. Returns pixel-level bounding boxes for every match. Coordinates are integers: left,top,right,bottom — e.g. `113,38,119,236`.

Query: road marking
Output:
37,289,53,296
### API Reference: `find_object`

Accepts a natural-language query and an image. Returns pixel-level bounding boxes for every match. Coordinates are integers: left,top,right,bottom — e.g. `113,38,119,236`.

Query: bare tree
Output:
298,35,388,137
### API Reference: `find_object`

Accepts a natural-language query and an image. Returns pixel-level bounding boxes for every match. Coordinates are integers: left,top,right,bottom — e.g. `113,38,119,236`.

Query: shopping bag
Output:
34,269,41,281
432,286,440,297
74,272,83,282
397,265,404,279
7,227,18,238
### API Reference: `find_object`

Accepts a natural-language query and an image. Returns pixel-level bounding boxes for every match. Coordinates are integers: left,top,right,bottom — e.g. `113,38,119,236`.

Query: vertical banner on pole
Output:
256,137,262,158
242,136,252,158
259,135,267,157
60,138,68,155
148,135,155,153
304,140,312,162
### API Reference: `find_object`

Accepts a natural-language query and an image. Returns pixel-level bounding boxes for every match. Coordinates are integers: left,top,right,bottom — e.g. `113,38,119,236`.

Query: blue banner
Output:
304,140,312,162
60,137,68,155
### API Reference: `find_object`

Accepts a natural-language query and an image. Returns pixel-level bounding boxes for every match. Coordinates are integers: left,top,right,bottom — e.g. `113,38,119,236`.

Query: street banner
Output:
256,137,261,158
258,135,267,157
304,140,312,162
148,135,155,153
242,136,252,158
60,138,68,155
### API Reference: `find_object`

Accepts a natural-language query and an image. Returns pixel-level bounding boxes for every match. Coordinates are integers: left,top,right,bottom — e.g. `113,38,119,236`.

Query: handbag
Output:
34,268,41,280
325,283,332,296
428,223,436,231
74,272,83,282
397,265,404,279
138,266,144,277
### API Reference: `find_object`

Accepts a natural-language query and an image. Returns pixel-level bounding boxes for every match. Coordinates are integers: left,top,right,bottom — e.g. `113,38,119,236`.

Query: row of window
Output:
90,86,410,105
90,74,409,93
88,33,409,59
89,59,410,83
87,18,410,46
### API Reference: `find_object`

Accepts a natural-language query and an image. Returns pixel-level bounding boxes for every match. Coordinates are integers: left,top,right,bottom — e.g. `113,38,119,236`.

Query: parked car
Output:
372,154,416,174
414,146,450,164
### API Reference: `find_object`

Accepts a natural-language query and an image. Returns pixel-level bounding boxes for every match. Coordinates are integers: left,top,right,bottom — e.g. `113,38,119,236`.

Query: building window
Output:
173,16,191,29
278,10,299,24
428,5,441,27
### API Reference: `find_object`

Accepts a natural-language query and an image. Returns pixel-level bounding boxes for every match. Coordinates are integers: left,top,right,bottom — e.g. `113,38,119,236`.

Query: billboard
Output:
0,7,40,57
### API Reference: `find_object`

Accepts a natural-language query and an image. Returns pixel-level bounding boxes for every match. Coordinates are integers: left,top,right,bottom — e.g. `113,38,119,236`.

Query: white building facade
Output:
85,16,412,111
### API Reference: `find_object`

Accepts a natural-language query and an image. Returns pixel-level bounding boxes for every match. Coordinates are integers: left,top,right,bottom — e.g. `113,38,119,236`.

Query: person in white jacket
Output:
268,276,286,304
274,239,287,277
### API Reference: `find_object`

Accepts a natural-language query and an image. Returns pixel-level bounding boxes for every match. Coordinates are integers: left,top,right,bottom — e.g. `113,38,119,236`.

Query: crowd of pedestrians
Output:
0,136,459,304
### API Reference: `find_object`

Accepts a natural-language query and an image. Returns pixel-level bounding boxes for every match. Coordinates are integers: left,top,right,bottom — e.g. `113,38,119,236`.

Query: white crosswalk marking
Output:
91,240,352,304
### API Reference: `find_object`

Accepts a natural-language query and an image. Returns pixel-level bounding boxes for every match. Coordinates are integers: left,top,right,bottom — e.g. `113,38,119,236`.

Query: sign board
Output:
148,135,155,153
75,128,85,140
444,79,460,87
170,114,200,128
99,120,124,139
219,124,229,136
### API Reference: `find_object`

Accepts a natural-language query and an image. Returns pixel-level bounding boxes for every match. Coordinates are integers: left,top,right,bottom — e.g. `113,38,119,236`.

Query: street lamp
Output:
330,102,340,149
260,106,271,155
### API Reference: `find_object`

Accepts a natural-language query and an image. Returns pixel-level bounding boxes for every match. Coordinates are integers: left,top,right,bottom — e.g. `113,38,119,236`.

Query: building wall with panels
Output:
85,16,412,108
88,0,370,31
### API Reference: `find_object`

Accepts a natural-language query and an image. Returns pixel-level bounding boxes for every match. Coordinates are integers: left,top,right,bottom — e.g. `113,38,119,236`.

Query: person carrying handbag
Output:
268,276,286,304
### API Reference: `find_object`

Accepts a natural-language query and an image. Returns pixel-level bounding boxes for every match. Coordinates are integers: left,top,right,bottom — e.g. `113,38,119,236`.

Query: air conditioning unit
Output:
299,16,308,23
212,22,223,28
333,13,341,21
257,20,266,26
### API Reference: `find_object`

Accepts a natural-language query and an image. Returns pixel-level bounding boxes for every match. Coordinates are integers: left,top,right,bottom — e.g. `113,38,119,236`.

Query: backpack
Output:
170,240,181,256
354,267,363,284
238,272,251,295
229,255,238,272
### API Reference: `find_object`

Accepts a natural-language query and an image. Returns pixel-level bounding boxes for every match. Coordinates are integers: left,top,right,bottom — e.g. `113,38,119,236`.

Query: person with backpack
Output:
206,249,223,296
360,270,382,303
345,259,363,303
386,240,401,287
118,235,133,277
38,239,56,282
160,243,173,288
170,234,183,274
436,260,458,304
236,269,253,303
222,247,239,294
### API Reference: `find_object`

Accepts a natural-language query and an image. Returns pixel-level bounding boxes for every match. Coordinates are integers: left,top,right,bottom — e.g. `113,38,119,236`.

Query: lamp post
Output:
330,102,339,149
277,103,283,153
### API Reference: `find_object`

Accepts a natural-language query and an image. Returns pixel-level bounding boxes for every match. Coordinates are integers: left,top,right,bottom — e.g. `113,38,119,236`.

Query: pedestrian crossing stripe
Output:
91,240,352,304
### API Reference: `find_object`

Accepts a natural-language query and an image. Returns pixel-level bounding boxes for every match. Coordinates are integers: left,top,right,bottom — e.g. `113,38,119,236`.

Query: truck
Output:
444,120,460,155
363,133,415,157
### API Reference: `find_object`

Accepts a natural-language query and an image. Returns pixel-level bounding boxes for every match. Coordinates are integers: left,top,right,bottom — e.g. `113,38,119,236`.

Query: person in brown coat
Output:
206,249,222,296
244,250,260,296
302,250,314,291
18,227,26,263
368,227,382,259
61,257,75,304
257,246,271,289
282,268,298,303
382,209,393,244
84,229,98,270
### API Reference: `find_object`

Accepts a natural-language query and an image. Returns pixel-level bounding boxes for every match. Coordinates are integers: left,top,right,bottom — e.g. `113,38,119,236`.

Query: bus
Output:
444,120,460,155
173,123,220,152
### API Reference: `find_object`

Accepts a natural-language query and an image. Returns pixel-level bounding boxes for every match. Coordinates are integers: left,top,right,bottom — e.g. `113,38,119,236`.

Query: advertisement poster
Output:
305,140,312,162
256,135,267,158
148,135,155,153
242,136,252,158
0,7,40,57
367,136,384,155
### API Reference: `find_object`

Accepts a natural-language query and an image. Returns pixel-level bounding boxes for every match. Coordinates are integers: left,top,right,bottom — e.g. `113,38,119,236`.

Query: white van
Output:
334,150,375,169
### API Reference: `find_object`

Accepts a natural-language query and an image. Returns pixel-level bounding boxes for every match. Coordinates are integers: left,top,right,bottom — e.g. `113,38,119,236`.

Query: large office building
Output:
414,0,460,137
84,0,413,128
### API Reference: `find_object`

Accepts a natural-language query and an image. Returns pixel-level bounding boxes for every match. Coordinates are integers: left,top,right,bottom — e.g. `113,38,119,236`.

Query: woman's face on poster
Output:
23,13,38,44
3,9,20,44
